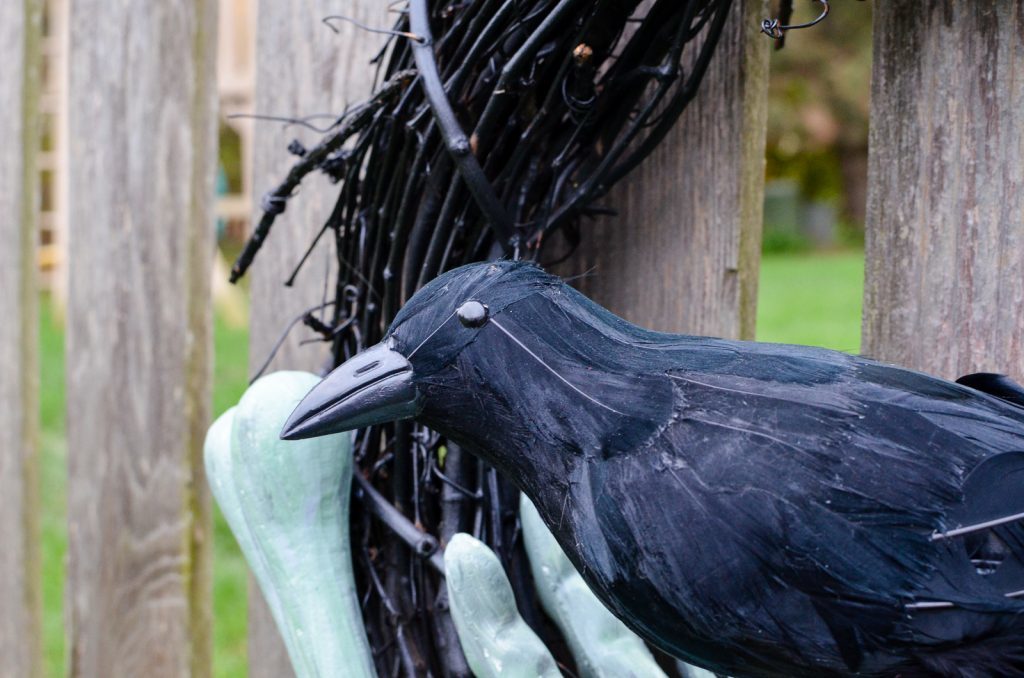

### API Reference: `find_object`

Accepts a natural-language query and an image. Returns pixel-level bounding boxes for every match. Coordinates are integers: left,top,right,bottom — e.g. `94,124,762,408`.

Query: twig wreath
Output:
232,1,737,674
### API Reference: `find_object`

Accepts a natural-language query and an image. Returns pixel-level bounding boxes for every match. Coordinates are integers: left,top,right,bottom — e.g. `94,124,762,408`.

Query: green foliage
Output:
767,1,873,154
218,122,244,195
213,311,249,420
762,228,813,255
211,503,249,678
766,1,873,216
836,219,866,249
766,146,846,203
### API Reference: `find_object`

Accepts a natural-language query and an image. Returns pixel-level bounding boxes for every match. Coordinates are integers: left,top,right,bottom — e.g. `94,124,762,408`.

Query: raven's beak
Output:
280,341,421,440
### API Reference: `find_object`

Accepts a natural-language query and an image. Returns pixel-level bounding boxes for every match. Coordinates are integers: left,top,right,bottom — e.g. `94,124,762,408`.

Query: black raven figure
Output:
282,261,1024,678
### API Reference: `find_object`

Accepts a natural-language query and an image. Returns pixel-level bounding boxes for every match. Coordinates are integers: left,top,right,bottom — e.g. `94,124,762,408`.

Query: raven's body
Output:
284,261,1024,677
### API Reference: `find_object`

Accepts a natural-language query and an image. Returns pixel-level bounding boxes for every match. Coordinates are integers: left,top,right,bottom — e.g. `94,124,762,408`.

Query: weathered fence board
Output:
247,3,380,675
0,1,43,676
565,0,769,339
66,1,218,675
864,2,1024,379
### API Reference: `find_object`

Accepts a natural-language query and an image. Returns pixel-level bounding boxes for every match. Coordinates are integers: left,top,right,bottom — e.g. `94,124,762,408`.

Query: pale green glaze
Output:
676,660,719,678
204,371,375,678
519,495,667,678
445,533,560,678
205,407,285,613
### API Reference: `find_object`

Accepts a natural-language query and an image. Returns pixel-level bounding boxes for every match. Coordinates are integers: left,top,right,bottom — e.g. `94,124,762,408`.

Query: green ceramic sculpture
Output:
204,371,375,678
444,533,561,678
520,495,667,678
677,660,718,678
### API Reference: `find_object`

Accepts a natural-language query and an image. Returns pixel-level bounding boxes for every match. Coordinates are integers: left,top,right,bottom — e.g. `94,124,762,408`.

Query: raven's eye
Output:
457,300,489,328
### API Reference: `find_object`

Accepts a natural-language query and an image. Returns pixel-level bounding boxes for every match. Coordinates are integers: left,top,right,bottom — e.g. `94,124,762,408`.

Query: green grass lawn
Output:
210,314,251,677
36,249,865,676
39,300,66,678
756,250,865,353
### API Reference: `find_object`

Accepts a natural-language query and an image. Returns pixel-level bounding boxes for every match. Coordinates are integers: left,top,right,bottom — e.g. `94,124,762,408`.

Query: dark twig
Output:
230,70,416,283
355,472,446,575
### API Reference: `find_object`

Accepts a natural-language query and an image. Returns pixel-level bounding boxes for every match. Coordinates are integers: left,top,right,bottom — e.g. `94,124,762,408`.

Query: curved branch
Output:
408,0,517,251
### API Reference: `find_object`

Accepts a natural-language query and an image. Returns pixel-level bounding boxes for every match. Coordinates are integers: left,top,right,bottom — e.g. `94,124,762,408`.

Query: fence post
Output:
564,0,769,340
247,4,380,675
65,1,218,675
863,2,1024,379
0,0,43,675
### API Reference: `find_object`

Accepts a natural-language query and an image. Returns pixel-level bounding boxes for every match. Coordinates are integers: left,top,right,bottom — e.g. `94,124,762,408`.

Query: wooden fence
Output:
2,1,1022,676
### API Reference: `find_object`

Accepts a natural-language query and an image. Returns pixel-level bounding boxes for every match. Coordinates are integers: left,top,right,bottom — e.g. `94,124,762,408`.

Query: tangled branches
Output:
233,1,732,675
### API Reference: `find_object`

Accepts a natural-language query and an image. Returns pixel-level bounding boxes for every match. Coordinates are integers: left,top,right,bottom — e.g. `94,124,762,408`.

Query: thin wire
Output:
905,601,955,611
322,14,424,43
226,112,341,134
931,511,1024,541
489,317,624,415
761,0,830,40
407,310,458,359
906,587,1024,611
560,265,598,284
249,301,337,384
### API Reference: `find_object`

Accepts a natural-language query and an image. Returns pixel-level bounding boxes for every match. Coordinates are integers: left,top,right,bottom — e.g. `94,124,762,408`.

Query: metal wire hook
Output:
761,0,830,41
322,14,424,44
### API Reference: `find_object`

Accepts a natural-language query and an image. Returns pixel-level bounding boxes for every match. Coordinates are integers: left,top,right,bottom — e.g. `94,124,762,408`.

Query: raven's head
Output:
280,260,561,441
281,259,672,481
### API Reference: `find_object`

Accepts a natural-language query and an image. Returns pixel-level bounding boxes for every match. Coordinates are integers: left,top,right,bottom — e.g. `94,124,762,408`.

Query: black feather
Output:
372,262,1024,677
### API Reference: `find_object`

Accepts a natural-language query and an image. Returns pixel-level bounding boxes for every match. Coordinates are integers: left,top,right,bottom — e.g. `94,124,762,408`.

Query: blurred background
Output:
31,0,872,674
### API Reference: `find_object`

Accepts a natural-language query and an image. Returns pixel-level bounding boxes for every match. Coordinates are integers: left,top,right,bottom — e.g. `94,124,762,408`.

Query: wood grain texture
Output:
562,0,769,340
0,0,42,675
66,0,218,675
864,2,1024,380
247,3,381,674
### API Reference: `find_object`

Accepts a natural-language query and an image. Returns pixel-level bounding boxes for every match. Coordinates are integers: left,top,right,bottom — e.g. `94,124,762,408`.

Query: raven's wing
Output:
662,355,1024,592
639,356,1024,672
